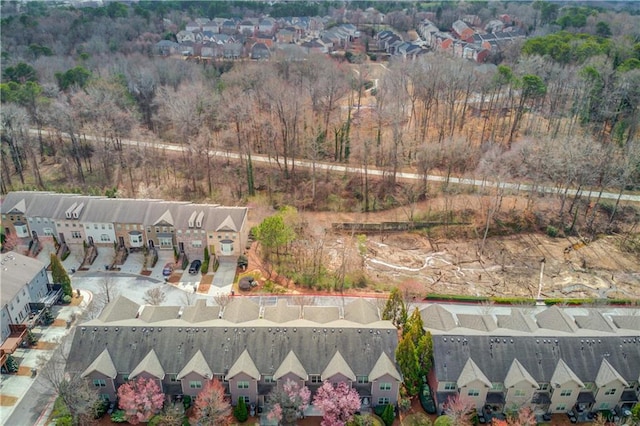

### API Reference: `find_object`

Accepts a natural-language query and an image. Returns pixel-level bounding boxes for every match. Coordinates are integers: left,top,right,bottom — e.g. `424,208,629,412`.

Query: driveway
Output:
212,257,238,288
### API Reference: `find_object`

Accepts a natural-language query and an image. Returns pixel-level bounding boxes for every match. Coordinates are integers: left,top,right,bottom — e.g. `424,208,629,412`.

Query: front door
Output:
179,242,185,253
88,236,94,246
32,230,38,240
148,239,155,248
118,236,125,248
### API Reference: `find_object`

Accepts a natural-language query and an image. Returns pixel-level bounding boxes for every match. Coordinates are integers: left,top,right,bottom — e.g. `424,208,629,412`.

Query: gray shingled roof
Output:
595,358,629,388
551,359,584,388
303,306,340,323
322,351,356,381
98,295,141,323
0,252,47,307
457,314,497,332
226,349,260,380
273,350,307,381
81,348,117,379
432,335,640,386
182,300,220,323
369,352,402,382
139,306,181,323
67,323,398,387
574,311,617,333
457,358,491,388
536,306,578,333
496,309,538,332
130,349,165,380
421,305,457,331
222,298,260,322
504,358,537,388
177,349,213,380
263,299,300,323
611,315,640,331
343,299,379,324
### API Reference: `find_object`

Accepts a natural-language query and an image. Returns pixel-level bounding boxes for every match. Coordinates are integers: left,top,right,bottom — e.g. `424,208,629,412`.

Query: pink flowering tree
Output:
313,381,361,426
266,379,311,426
443,395,475,426
117,377,165,424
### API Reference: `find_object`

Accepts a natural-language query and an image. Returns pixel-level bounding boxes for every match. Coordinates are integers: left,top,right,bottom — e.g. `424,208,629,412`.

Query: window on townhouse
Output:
238,381,249,389
102,225,106,230
169,375,178,382
560,390,572,397
263,376,274,383
356,376,368,384
467,389,480,396
93,379,107,387
584,382,596,391
162,226,167,233
378,397,390,405
379,383,392,391
538,383,549,391
239,396,250,404
514,389,526,397
444,382,457,391
155,227,160,233
100,234,110,242
123,375,129,382
65,223,69,227
556,404,566,411
310,375,321,384
186,229,191,235
599,402,609,410
192,240,202,248
100,394,110,401
604,388,616,395
214,374,226,382
71,231,81,238
491,383,504,391
189,381,203,389
108,224,112,229
43,228,53,236
147,227,152,233
94,224,98,229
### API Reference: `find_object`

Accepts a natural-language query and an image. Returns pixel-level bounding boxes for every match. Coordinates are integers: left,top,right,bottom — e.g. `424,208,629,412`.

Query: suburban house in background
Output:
423,304,640,421
66,296,402,413
0,252,60,373
1,192,249,266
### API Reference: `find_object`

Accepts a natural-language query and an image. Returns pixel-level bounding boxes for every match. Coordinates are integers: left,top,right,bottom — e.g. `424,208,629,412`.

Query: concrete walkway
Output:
0,290,92,426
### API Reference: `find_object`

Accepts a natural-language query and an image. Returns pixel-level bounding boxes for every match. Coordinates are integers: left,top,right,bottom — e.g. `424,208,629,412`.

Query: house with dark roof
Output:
1,192,248,266
424,304,640,421
66,297,402,413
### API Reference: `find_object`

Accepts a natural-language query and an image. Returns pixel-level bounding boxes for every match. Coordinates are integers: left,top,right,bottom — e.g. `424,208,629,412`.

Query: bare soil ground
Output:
248,194,640,299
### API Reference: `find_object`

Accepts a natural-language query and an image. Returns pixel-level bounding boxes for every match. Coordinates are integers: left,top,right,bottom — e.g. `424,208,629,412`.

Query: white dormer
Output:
188,211,197,228
72,202,84,219
65,202,78,219
195,211,204,228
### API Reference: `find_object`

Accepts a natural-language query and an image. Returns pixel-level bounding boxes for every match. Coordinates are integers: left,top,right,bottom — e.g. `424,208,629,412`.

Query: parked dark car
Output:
162,262,174,277
188,259,202,274
419,382,436,414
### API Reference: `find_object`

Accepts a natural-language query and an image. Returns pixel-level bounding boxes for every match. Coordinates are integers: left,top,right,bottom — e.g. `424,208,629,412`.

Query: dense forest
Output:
1,1,639,228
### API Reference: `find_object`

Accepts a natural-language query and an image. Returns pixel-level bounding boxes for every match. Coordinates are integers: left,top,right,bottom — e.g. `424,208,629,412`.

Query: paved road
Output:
34,129,640,203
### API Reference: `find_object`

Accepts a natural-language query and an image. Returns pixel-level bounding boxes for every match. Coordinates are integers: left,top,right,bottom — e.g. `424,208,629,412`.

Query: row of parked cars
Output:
162,259,202,276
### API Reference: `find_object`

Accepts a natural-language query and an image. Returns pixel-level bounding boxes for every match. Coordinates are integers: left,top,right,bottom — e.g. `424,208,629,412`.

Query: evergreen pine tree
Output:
50,253,72,297
382,287,407,328
395,337,420,396
381,404,395,426
233,398,248,423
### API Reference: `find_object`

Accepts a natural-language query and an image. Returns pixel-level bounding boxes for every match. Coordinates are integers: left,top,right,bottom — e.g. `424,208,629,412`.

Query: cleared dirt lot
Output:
295,195,640,299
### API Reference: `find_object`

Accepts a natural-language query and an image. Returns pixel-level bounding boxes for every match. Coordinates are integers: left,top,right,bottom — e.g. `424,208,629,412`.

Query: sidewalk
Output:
0,290,92,426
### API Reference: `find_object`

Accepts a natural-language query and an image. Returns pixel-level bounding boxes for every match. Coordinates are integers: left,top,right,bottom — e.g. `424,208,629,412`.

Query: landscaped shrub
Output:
182,395,191,409
233,398,248,423
381,404,395,426
41,308,54,325
63,295,72,304
201,247,209,273
111,410,127,423
4,355,18,373
546,225,559,237
26,329,38,346
433,416,452,426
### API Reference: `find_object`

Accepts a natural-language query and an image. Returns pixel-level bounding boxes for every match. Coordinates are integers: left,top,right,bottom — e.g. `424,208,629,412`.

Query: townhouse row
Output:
1,192,248,262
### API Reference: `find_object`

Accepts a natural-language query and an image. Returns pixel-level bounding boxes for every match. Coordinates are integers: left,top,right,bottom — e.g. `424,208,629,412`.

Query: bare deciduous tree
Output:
143,286,167,305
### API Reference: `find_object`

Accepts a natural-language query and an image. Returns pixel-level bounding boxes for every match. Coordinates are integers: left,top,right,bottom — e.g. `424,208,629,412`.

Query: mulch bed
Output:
0,394,18,406
140,270,152,276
